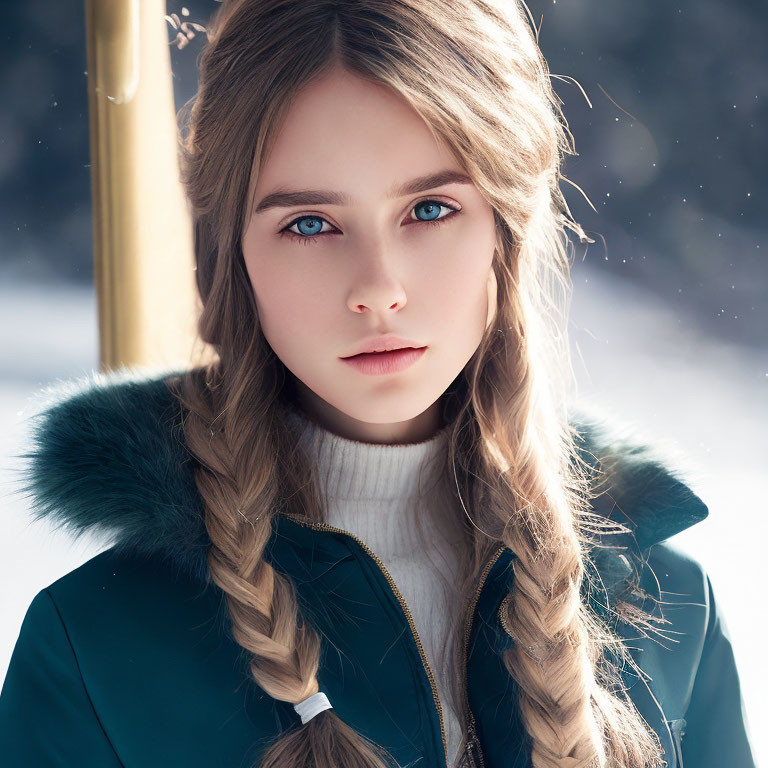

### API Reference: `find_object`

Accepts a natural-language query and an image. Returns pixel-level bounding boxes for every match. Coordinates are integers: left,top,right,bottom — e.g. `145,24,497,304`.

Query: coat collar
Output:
13,366,708,594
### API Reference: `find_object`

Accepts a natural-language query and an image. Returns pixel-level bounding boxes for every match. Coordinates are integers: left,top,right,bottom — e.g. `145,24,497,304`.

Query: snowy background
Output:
1,0,765,764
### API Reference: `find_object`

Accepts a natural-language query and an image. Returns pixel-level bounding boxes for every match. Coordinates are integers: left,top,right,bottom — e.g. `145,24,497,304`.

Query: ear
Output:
485,265,498,331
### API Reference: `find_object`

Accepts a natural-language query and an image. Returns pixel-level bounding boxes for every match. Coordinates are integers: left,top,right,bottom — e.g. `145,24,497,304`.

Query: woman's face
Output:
242,66,497,444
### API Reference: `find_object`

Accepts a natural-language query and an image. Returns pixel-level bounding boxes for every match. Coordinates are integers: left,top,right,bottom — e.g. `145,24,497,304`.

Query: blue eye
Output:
412,200,446,222
278,199,461,246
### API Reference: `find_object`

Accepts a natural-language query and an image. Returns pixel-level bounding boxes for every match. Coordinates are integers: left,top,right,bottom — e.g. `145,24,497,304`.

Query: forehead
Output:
249,68,462,206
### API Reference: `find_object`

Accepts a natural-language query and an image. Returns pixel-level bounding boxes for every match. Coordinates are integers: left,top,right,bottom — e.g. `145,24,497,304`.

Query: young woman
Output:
0,1,756,767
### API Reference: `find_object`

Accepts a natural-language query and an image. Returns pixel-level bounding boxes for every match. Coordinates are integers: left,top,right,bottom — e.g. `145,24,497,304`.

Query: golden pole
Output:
84,0,216,373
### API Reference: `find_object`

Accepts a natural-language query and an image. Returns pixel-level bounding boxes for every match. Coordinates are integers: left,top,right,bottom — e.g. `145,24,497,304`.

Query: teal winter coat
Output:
0,369,758,768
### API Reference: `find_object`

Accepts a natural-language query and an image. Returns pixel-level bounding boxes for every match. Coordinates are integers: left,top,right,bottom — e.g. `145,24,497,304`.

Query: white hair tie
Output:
293,691,333,724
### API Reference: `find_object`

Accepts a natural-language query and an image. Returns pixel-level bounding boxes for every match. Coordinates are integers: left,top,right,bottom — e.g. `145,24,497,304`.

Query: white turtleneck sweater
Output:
279,402,467,766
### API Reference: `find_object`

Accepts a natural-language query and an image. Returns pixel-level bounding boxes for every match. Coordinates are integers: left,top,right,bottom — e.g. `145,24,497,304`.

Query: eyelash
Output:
277,199,461,246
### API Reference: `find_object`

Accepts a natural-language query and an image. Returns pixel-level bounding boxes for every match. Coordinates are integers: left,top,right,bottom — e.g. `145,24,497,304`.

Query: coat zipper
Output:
458,544,507,768
281,512,507,768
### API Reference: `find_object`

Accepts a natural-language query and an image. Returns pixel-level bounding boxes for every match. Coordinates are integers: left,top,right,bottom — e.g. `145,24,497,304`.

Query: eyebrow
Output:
252,169,473,215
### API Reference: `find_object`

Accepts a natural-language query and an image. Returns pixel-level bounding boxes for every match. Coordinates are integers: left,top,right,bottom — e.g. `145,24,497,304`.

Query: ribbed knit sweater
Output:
279,401,466,766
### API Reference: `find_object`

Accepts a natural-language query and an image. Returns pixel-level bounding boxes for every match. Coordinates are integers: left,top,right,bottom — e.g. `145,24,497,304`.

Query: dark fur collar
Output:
11,366,708,593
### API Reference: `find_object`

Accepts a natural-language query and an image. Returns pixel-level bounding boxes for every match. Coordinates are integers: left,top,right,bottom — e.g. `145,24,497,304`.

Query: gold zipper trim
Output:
281,513,451,766
459,544,507,768
282,512,510,768
498,593,513,635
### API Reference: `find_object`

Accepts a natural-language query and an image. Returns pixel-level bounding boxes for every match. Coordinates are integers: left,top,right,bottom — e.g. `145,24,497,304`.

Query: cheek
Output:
242,237,335,363
422,216,496,315
251,269,321,347
242,232,293,343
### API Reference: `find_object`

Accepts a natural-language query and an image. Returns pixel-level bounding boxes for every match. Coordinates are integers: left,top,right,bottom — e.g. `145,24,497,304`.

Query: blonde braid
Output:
166,366,398,768
470,261,665,767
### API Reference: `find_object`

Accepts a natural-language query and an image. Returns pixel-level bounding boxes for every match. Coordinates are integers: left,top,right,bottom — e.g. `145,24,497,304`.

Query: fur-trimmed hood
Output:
10,366,709,597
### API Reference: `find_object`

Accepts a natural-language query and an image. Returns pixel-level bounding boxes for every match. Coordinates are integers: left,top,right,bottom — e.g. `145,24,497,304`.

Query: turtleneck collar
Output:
277,400,452,503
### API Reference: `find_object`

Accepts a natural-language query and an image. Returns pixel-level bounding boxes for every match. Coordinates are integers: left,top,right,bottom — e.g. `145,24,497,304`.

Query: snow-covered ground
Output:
1,272,765,763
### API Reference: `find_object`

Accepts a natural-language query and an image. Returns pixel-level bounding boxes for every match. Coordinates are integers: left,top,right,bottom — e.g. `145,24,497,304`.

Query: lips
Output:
341,346,427,375
348,347,416,358
343,335,426,357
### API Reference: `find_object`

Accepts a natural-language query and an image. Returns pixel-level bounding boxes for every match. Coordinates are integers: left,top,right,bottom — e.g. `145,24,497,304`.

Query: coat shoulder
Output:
43,545,203,617
643,539,713,666
46,545,156,590
2,545,284,768
645,539,711,600
640,541,757,766
37,546,226,667
622,539,716,715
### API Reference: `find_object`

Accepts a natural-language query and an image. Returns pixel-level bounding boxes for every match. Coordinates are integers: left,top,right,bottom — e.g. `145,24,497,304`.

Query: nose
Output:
345,251,408,315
